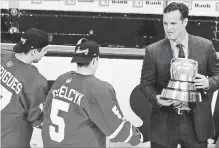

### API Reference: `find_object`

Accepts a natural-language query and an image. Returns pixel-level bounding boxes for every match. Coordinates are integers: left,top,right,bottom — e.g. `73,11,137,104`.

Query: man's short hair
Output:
13,28,50,54
71,38,99,66
164,2,189,20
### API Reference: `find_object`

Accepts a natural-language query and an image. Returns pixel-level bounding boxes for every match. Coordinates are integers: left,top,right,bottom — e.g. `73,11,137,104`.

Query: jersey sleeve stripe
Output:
107,120,126,139
123,122,133,143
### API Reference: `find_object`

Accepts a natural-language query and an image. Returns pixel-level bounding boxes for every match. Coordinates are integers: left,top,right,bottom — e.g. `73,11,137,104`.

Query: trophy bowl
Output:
160,58,202,103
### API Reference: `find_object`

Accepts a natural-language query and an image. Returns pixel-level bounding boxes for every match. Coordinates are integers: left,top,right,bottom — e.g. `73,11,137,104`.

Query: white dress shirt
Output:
169,33,189,58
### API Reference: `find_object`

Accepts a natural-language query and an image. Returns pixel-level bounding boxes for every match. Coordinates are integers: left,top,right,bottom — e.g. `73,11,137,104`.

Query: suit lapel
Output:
188,34,196,59
161,38,173,62
160,35,197,61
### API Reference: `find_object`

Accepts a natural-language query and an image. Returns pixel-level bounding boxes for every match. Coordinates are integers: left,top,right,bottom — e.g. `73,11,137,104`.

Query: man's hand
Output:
156,95,174,106
172,100,182,107
193,73,209,90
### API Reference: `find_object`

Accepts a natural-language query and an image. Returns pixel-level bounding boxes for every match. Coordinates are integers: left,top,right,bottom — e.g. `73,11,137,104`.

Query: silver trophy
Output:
160,58,202,110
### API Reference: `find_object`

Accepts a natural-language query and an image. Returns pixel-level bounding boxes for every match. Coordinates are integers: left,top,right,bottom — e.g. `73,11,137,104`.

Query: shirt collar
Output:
169,33,188,50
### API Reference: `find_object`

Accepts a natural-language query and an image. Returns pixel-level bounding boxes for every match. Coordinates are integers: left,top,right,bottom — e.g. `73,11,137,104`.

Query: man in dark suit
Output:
140,2,219,148
214,93,219,147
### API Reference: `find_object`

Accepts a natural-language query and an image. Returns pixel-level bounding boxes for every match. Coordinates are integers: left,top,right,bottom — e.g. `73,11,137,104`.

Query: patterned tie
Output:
176,44,185,58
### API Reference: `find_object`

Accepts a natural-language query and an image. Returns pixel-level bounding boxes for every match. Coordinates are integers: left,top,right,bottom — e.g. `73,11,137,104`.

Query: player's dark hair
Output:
13,46,43,54
77,57,96,67
77,63,90,67
164,2,189,20
13,45,46,54
77,56,98,67
13,43,29,54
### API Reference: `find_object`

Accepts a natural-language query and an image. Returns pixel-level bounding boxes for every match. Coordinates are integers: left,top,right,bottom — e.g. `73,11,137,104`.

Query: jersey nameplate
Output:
0,66,22,94
52,85,84,106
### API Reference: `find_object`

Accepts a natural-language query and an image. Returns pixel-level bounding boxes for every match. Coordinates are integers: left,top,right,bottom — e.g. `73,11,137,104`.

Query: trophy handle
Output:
193,60,198,78
170,58,177,64
170,58,176,79
193,60,198,71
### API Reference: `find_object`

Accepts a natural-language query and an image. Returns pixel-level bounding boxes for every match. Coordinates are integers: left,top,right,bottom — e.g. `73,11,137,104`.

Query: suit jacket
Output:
140,34,219,146
214,92,219,138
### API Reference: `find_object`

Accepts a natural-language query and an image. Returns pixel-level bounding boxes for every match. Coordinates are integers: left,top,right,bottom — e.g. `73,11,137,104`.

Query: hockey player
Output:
1,28,49,147
42,38,143,147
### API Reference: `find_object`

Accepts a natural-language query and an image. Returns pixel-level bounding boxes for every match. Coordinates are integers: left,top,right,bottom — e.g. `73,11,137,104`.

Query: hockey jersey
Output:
1,51,48,147
42,71,142,148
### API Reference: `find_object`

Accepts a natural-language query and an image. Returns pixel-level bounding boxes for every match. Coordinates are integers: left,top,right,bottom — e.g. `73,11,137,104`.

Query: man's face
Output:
163,10,187,41
32,46,48,63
